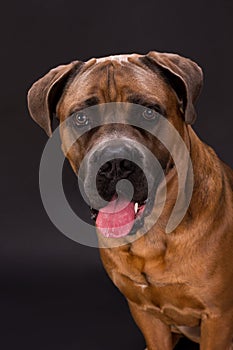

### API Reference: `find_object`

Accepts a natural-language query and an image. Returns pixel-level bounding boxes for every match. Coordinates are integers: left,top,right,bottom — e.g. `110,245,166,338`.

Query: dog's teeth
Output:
134,202,138,214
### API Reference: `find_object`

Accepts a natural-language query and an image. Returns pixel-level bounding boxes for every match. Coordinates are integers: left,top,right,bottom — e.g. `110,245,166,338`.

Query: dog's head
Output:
28,51,203,238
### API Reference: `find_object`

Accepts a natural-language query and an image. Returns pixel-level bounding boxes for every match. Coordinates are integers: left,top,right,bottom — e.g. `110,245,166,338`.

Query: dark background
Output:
1,1,232,349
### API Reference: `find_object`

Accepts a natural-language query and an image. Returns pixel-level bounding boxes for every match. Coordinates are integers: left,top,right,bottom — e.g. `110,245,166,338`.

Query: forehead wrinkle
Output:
106,63,118,101
58,57,176,119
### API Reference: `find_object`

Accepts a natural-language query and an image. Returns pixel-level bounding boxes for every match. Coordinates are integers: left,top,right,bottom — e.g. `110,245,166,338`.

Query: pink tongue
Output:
96,196,135,238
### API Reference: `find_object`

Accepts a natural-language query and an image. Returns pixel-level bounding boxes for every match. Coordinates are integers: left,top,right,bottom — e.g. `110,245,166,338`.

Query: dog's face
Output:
28,51,203,238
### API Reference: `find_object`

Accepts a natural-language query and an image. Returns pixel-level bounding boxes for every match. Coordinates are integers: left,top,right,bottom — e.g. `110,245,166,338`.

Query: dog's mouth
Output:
85,154,164,238
90,192,155,238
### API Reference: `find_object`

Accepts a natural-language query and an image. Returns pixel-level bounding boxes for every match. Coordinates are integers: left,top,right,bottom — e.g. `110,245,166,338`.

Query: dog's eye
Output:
142,108,158,121
74,112,89,126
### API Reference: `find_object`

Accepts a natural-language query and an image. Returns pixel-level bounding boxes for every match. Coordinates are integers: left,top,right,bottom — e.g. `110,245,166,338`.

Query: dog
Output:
27,51,233,349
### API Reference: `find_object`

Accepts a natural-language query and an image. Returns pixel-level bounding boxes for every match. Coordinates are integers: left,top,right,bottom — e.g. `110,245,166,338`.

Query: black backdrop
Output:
1,1,232,349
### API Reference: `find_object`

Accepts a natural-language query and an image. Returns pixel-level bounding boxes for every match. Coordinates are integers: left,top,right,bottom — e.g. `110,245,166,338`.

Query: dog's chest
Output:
100,246,204,328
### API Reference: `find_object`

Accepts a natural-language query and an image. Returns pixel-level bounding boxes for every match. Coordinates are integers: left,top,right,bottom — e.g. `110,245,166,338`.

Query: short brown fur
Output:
27,51,233,350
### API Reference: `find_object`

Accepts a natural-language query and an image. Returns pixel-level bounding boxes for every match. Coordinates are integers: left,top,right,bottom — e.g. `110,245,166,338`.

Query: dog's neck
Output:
184,126,230,231
148,125,226,236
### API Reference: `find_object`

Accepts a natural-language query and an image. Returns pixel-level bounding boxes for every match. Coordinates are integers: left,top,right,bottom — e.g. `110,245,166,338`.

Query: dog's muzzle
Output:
78,138,163,238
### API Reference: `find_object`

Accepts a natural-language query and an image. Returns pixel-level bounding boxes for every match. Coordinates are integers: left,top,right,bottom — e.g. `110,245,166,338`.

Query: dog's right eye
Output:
74,112,89,127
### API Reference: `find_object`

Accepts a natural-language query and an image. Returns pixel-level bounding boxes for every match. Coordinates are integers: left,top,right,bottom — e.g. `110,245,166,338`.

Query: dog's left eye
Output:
142,108,158,121
74,112,89,126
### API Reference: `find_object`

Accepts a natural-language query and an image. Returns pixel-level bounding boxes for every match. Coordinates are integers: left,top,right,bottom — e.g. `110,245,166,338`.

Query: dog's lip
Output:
129,196,155,235
90,198,147,219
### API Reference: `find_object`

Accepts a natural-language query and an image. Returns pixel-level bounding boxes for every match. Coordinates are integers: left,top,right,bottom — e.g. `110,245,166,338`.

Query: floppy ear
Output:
144,51,203,124
27,61,83,136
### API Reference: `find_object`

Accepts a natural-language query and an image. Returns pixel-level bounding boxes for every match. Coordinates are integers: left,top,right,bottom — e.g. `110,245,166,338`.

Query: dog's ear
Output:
27,61,83,136
144,51,203,124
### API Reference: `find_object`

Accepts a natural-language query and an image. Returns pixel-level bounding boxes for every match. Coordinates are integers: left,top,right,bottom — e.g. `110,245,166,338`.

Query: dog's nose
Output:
94,144,141,179
99,158,136,179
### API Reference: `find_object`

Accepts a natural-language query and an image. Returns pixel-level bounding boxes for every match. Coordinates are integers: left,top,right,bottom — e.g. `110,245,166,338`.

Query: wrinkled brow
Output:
127,94,166,115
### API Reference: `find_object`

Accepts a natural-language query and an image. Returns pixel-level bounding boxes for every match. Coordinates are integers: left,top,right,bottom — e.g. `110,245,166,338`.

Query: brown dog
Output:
27,51,233,349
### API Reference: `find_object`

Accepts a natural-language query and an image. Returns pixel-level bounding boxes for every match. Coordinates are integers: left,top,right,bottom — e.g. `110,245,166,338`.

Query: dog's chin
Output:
89,186,157,238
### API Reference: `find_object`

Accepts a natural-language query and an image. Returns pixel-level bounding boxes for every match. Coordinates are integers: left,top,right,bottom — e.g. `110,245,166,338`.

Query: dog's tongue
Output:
96,196,135,238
